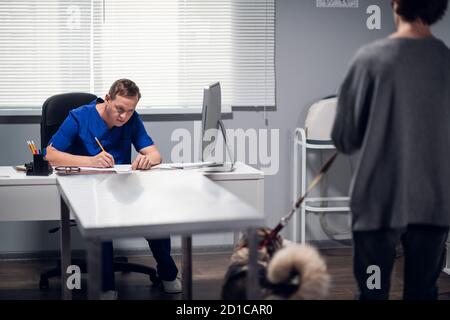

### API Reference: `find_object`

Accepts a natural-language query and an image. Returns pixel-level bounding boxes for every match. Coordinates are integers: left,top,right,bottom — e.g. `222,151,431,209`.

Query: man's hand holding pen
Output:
91,151,115,168
93,136,115,168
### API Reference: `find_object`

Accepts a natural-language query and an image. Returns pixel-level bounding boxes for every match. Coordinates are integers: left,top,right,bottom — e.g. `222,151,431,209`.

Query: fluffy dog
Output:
221,228,330,300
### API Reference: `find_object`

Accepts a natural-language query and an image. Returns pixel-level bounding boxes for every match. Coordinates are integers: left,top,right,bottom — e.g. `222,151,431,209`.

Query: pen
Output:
27,141,36,155
26,141,33,154
31,140,38,155
95,137,106,153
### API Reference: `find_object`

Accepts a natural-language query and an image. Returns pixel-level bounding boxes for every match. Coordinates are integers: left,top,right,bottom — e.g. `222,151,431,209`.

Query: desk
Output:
58,169,264,299
0,162,265,299
0,162,263,222
0,166,60,221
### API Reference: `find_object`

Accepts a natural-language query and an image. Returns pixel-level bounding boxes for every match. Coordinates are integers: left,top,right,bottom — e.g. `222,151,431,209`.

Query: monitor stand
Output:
200,120,236,172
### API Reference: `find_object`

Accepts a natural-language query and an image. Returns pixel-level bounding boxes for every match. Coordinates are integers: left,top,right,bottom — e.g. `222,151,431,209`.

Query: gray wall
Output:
1,0,450,254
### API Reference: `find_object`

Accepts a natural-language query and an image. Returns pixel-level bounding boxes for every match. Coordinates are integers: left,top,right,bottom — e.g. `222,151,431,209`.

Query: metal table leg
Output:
86,238,102,300
60,196,72,300
182,236,192,300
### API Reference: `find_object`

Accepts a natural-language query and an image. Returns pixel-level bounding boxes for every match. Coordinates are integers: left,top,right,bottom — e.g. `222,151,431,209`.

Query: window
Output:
0,0,275,113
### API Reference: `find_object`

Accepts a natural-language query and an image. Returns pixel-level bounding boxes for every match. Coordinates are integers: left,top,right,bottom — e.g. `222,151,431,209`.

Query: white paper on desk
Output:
152,162,218,170
114,164,132,173
152,163,178,170
0,166,12,178
78,165,132,174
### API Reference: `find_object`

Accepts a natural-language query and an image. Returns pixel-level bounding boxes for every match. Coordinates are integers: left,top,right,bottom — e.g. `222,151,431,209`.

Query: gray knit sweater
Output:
332,37,450,231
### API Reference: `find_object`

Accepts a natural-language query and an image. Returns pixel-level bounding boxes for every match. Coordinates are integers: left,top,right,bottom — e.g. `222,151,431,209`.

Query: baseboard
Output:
115,244,235,257
0,249,87,261
0,240,351,262
309,239,353,248
0,244,235,261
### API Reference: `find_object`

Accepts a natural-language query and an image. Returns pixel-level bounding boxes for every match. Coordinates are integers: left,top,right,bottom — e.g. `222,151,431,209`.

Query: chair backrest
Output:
40,93,97,150
304,95,338,142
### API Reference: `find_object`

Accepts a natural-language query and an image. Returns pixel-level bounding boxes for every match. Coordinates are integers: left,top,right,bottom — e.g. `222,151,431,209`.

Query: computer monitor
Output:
200,82,235,171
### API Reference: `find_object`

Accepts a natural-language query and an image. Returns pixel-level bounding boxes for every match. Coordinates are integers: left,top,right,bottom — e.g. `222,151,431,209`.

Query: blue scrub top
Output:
49,98,154,164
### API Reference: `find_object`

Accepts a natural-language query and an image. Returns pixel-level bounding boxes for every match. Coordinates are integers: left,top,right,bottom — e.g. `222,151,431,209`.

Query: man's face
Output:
105,94,138,127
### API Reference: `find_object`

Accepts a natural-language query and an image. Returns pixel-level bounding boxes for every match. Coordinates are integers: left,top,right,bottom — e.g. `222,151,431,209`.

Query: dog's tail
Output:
266,244,330,300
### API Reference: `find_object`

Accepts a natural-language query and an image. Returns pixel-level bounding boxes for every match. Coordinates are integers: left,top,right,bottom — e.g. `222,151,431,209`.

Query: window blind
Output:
0,0,275,110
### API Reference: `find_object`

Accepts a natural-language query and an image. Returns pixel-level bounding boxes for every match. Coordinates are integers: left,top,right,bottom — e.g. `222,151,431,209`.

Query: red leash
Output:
258,152,339,249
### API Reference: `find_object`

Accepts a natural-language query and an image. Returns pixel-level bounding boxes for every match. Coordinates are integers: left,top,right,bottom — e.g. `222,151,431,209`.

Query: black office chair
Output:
38,92,159,290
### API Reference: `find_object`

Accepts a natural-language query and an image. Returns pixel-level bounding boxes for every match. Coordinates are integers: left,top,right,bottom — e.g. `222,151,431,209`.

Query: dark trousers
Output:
102,238,179,291
353,224,449,300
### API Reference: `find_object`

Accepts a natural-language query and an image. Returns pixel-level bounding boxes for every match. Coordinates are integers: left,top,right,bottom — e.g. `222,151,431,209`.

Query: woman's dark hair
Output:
393,0,448,25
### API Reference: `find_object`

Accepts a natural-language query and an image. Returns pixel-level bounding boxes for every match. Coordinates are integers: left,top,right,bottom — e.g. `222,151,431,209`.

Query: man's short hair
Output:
108,79,141,100
393,0,448,25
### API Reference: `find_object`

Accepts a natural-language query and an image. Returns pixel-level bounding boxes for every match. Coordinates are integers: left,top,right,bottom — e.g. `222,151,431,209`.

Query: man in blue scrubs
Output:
46,79,181,297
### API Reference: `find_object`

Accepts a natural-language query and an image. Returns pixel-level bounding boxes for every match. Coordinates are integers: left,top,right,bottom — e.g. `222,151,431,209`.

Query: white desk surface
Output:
0,166,56,185
0,162,262,186
57,169,265,240
165,162,264,181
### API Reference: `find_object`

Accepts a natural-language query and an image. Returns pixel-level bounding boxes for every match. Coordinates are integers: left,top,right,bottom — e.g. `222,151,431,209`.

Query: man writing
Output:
46,79,181,298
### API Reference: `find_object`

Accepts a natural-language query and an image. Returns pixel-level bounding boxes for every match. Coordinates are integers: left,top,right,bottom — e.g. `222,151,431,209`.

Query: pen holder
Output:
26,154,53,176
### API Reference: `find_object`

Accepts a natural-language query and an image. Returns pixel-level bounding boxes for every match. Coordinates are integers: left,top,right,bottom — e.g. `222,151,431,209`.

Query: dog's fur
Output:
221,228,330,300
